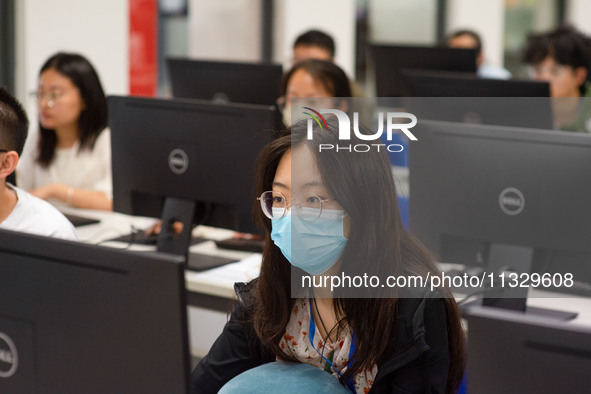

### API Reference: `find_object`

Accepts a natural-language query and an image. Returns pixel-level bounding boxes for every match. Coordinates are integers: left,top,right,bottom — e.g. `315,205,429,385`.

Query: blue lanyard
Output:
308,298,357,393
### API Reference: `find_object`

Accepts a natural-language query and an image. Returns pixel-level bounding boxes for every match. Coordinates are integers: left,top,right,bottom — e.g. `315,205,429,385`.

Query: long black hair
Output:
36,52,108,167
280,59,352,99
252,118,466,392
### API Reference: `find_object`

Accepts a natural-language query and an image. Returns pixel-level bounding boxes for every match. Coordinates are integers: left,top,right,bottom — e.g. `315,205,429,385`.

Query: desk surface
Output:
62,207,261,300
64,207,591,328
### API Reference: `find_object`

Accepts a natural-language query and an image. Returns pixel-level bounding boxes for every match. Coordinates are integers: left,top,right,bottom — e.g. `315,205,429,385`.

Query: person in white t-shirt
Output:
17,52,112,211
0,87,77,241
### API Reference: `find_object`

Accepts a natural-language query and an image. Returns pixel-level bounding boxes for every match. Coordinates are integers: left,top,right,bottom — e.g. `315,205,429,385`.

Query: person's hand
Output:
145,220,184,236
29,183,66,201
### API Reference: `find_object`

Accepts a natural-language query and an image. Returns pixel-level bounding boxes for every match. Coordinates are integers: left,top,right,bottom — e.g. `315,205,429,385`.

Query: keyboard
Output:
109,231,207,246
64,213,100,227
215,238,264,253
186,252,237,272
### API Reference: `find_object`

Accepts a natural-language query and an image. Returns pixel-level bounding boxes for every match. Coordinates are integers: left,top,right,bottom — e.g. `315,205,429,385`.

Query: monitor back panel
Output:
0,230,190,393
167,57,283,106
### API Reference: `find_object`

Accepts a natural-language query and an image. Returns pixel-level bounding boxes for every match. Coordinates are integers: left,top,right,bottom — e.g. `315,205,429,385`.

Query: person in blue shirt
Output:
447,29,512,80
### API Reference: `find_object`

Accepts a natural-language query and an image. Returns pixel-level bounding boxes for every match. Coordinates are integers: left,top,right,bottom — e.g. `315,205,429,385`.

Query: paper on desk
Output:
184,253,262,298
193,225,236,241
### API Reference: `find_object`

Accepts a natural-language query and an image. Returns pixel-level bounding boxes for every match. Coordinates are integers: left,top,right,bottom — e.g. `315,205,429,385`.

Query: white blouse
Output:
16,128,112,206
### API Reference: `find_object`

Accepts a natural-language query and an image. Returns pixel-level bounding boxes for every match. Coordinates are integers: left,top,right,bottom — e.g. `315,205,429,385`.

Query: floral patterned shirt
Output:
278,298,378,393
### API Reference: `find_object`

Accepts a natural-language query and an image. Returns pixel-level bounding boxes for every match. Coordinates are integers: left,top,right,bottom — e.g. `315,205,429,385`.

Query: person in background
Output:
447,29,512,80
523,25,591,132
291,30,364,98
292,29,335,65
17,52,112,210
0,87,77,240
191,118,466,393
278,59,352,127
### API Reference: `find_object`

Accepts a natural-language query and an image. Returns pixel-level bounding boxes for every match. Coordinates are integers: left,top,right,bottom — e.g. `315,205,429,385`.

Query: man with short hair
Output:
0,87,77,240
292,29,335,64
447,29,512,80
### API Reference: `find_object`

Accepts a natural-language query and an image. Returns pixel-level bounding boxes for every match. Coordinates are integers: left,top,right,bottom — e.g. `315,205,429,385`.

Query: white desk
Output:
64,207,261,295
61,207,261,357
65,207,591,355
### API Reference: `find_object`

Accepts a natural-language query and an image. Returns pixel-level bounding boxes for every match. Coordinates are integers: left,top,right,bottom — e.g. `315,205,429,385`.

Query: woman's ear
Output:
0,151,19,180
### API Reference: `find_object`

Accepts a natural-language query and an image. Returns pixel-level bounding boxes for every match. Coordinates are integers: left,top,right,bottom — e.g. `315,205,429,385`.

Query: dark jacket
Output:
191,281,451,393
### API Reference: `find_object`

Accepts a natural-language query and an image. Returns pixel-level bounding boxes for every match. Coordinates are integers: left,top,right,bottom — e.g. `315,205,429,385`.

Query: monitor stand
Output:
156,197,239,272
481,243,577,321
156,197,196,258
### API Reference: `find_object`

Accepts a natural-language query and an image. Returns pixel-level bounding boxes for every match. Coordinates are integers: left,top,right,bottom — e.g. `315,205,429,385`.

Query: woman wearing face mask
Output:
191,118,466,393
278,59,352,127
17,52,112,210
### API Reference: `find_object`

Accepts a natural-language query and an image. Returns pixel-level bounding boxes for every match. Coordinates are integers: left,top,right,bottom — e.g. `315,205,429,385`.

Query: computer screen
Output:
400,69,550,97
370,44,478,97
402,97,553,130
0,228,190,393
462,303,591,393
109,95,276,260
399,71,553,129
409,120,591,302
167,57,283,107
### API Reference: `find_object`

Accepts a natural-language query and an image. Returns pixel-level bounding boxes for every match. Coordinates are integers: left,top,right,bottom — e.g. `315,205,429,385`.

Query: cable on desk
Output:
91,224,140,250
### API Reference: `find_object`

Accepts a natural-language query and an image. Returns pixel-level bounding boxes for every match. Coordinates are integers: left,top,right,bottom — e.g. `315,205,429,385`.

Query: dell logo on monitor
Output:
499,187,525,216
168,149,189,174
0,332,18,378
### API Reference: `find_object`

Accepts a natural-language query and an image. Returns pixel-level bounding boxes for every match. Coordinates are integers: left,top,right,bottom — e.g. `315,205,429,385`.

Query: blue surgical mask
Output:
270,209,348,275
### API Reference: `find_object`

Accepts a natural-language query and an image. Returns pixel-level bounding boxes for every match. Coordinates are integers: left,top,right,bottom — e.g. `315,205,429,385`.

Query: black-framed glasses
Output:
257,190,338,222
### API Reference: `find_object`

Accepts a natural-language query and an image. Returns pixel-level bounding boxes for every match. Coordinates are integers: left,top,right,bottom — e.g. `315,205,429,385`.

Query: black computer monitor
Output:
109,95,276,263
400,69,550,97
409,120,591,312
167,57,283,106
0,228,190,393
370,44,478,97
400,70,553,129
462,303,591,393
402,97,553,130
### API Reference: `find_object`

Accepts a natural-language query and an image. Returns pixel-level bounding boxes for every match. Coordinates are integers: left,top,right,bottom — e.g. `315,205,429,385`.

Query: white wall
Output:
15,0,129,119
446,0,505,67
369,0,438,45
188,0,262,62
273,0,357,78
566,0,591,36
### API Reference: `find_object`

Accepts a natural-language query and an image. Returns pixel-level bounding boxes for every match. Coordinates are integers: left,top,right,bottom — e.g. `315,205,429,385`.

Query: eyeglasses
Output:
30,90,73,108
526,64,572,79
257,190,339,222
